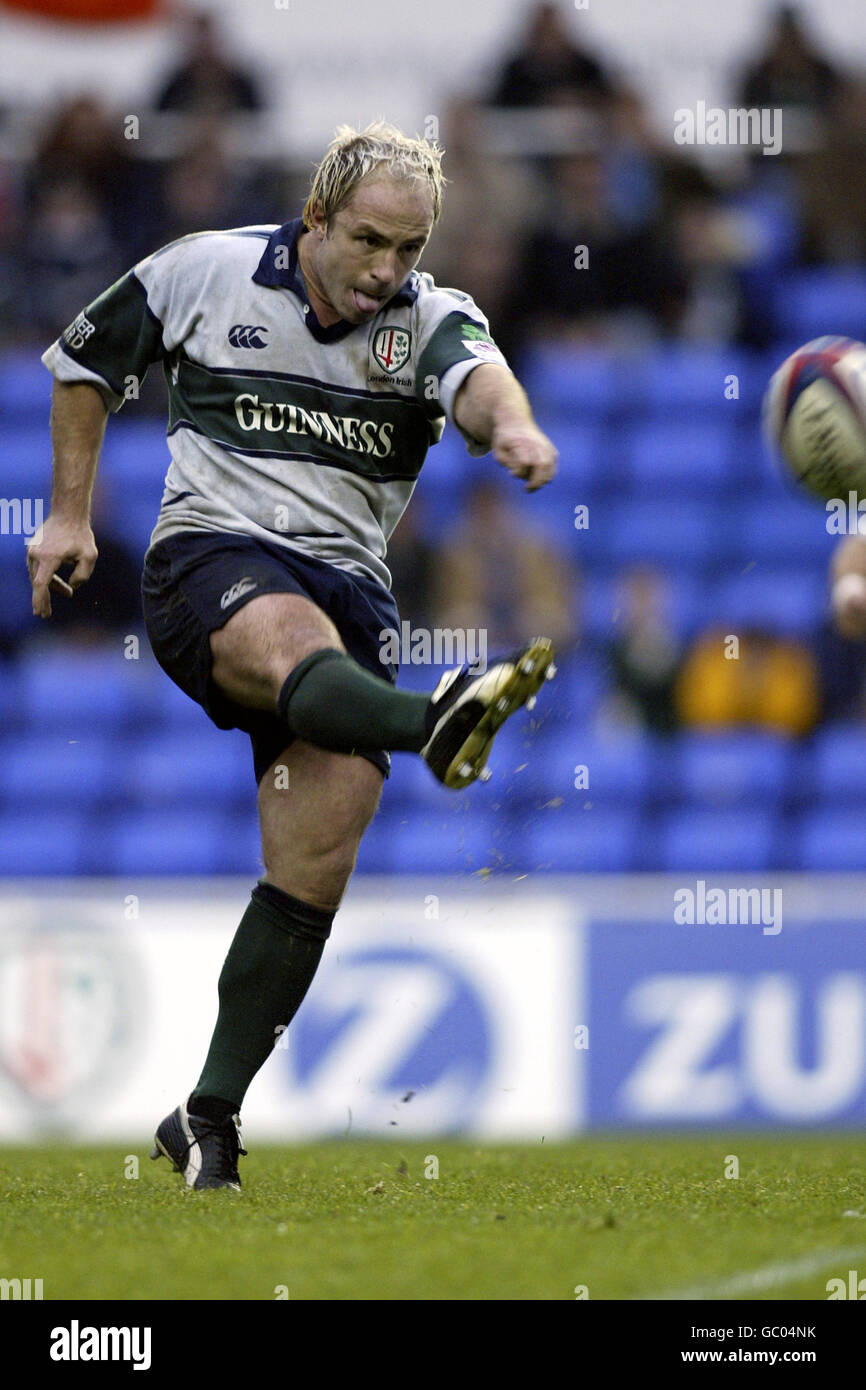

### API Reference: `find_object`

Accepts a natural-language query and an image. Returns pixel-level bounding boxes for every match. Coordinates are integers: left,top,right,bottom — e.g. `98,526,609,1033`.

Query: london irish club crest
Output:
372,326,411,374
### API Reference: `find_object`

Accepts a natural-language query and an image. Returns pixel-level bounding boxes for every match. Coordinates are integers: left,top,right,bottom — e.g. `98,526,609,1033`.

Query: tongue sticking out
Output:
354,289,382,314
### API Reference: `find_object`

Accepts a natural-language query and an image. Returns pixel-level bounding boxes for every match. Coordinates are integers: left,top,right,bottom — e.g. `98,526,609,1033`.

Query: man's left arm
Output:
452,363,557,492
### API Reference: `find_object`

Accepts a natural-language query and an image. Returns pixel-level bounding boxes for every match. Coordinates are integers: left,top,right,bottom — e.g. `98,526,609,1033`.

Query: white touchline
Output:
636,1245,866,1301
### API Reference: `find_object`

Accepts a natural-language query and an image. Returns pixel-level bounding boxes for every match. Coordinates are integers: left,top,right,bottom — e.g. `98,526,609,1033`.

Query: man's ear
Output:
308,200,327,239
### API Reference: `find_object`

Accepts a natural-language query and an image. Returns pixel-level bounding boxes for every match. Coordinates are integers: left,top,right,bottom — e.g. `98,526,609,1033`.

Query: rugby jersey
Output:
41,219,510,589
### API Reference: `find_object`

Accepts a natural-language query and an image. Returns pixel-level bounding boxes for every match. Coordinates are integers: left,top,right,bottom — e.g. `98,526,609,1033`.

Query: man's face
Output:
304,172,434,325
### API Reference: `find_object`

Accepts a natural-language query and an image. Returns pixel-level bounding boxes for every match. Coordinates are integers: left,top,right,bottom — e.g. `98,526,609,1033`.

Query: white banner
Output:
0,880,580,1142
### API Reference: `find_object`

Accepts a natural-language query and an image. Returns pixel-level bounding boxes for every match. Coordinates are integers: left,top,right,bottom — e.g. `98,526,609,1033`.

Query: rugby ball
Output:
763,336,866,503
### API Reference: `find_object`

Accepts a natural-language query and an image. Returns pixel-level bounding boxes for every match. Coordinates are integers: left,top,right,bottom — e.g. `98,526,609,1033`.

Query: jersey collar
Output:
252,217,420,343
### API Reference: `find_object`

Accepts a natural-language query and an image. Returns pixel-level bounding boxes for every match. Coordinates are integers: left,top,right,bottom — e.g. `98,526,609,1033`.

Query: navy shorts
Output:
141,530,400,783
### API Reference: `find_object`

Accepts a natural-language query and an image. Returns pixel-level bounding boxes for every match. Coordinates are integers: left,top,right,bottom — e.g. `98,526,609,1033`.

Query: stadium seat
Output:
577,498,721,567
2,424,51,494
772,267,866,342
731,496,835,567
665,731,793,807
0,352,52,420
0,733,114,809
14,647,142,732
99,808,231,875
625,420,734,492
517,347,623,418
808,725,866,804
100,420,171,484
516,725,657,806
794,808,866,871
636,347,761,415
123,729,252,807
0,810,89,875
523,805,640,871
380,807,502,874
706,569,826,636
656,807,778,870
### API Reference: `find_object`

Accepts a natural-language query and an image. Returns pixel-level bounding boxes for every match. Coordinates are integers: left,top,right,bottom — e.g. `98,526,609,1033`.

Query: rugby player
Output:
29,123,558,1190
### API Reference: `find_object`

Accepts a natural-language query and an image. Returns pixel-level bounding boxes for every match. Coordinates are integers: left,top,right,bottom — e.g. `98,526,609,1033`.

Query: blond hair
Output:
302,121,445,229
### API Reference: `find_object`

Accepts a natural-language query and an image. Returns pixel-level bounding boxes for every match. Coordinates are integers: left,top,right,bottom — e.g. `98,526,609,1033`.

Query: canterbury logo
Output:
228,324,268,349
220,577,258,609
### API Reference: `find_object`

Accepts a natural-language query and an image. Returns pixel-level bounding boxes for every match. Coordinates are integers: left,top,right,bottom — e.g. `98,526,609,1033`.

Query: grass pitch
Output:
1,1135,864,1301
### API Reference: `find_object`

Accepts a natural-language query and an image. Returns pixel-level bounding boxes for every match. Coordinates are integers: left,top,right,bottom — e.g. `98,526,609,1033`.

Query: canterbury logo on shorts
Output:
220,577,258,609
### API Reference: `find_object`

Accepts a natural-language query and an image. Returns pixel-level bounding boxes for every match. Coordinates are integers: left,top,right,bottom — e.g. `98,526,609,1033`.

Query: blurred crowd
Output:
4,0,866,739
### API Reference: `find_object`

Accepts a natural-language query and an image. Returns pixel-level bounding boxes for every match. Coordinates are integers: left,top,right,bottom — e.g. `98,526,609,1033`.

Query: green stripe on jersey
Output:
58,271,165,399
167,356,431,480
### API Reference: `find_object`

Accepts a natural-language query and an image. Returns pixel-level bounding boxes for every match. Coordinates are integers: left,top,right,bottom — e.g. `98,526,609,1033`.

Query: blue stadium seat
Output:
577,499,720,567
2,425,51,494
517,347,623,418
625,420,734,492
707,569,826,635
637,347,761,415
14,648,142,732
123,729,252,807
380,807,502,874
0,733,114,808
581,573,707,644
99,808,230,874
532,420,606,490
666,731,793,807
656,807,777,870
731,496,835,567
772,267,866,341
512,725,656,805
0,352,52,420
523,806,640,871
808,725,866,803
100,420,171,484
0,811,89,874
795,808,866,870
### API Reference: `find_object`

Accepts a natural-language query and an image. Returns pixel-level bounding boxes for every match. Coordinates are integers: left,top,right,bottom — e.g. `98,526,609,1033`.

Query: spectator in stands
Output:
420,97,538,364
488,1,612,108
154,10,264,115
674,626,819,735
29,94,153,261
431,477,578,652
798,77,866,263
605,567,680,735
152,127,262,248
506,151,686,347
24,178,124,339
737,5,842,135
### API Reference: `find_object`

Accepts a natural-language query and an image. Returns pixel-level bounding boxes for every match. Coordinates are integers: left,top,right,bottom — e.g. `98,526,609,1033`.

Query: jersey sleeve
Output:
414,284,511,456
40,237,197,412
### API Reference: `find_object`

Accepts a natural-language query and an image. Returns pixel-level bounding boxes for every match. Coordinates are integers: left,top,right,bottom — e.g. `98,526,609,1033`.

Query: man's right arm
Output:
28,380,108,618
830,535,866,640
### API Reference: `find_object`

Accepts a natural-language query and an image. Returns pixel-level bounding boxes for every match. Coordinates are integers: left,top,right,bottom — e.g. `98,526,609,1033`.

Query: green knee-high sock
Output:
191,881,334,1110
278,649,433,754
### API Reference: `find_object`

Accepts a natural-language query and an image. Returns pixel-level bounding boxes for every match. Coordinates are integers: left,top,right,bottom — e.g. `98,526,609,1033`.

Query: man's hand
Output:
491,419,558,493
832,571,866,640
452,362,558,492
831,536,866,641
27,514,98,618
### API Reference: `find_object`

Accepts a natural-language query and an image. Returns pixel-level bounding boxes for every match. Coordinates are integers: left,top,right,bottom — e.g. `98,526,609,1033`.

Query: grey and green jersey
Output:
41,218,510,589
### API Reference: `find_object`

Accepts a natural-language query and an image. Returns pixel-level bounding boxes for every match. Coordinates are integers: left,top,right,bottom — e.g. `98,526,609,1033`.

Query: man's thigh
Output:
257,739,384,908
210,592,344,710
